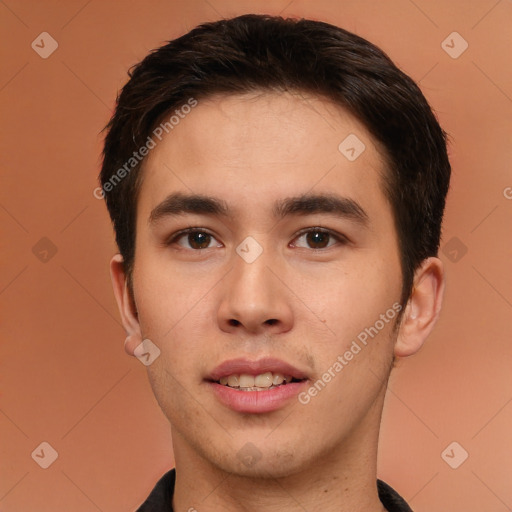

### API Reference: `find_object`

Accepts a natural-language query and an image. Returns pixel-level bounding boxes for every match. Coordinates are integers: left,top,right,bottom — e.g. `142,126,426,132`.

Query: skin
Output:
111,91,445,511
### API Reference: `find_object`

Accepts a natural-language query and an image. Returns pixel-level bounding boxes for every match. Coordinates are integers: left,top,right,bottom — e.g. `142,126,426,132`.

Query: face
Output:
126,92,406,477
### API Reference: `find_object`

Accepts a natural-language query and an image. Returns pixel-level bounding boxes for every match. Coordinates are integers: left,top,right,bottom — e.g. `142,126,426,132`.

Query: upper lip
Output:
207,357,309,382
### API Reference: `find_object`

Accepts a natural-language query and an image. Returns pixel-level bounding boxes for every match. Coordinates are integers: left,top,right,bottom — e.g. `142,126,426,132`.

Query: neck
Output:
172,393,388,512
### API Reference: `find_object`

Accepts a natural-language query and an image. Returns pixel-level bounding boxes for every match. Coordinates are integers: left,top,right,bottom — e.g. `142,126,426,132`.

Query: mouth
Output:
206,357,310,413
214,372,305,391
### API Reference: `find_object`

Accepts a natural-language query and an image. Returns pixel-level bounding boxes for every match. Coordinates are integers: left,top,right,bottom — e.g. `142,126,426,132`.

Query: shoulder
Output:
377,479,414,512
136,469,176,511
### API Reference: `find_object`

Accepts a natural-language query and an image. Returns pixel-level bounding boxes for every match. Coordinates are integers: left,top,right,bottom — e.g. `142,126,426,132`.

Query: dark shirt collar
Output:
136,469,413,511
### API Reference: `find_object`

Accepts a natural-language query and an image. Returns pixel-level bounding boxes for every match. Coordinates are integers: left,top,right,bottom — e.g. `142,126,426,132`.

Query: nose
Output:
217,248,294,335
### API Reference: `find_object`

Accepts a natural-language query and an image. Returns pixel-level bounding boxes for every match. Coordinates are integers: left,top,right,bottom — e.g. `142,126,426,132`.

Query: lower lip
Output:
208,381,308,413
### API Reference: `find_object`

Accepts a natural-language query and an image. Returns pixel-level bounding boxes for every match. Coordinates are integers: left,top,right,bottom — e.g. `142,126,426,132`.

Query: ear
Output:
395,257,445,357
110,253,142,357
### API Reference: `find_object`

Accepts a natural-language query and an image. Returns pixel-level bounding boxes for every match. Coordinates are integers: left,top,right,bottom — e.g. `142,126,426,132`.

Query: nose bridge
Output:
231,238,276,305
217,237,293,333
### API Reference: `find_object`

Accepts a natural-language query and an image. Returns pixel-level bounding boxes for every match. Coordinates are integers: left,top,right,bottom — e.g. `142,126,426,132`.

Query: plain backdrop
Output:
1,0,511,511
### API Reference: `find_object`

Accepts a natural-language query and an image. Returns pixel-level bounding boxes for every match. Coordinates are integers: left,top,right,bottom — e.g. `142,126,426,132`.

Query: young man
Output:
100,14,450,512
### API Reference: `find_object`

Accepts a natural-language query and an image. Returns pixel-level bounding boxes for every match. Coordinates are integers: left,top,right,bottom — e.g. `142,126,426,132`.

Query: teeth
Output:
218,372,296,389
239,374,255,387
272,373,284,385
227,375,239,387
254,372,273,388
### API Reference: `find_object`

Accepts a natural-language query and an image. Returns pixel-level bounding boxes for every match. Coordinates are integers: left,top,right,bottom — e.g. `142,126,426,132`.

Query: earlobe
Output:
124,333,143,356
110,254,142,356
395,257,445,358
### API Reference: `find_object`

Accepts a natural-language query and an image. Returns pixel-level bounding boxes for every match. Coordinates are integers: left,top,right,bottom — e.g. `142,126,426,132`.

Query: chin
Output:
211,443,307,480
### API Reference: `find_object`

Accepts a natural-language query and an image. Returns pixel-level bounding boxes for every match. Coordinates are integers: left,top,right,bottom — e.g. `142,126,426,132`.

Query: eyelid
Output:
290,227,350,247
166,227,222,248
166,226,349,249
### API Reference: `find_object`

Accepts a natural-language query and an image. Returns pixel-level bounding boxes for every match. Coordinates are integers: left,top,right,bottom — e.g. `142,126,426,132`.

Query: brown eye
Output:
187,231,212,249
305,230,331,249
292,228,346,250
170,229,221,250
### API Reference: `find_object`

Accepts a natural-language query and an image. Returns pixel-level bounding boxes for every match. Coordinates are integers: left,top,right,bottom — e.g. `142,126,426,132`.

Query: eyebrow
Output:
149,192,229,223
273,193,369,225
149,191,369,226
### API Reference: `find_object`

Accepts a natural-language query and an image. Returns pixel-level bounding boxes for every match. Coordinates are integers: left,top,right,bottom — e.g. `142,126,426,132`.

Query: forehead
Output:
138,91,389,220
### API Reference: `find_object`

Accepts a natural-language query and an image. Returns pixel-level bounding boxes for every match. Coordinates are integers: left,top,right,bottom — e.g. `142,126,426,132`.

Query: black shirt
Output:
136,469,413,511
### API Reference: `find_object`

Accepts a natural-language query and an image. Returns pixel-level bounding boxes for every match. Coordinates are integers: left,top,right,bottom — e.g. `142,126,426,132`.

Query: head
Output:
101,15,450,478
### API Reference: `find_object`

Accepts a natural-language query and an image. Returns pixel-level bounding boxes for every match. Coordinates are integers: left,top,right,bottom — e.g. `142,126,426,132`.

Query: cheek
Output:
296,317,397,439
292,257,402,410
297,256,401,344
145,354,212,450
141,295,216,412
133,250,217,338
132,256,220,406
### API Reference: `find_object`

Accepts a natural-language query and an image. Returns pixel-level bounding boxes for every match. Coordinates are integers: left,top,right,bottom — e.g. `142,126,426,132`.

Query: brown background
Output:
1,0,511,510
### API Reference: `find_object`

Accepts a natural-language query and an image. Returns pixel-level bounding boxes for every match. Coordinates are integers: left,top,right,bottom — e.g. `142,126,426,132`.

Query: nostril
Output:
226,318,280,328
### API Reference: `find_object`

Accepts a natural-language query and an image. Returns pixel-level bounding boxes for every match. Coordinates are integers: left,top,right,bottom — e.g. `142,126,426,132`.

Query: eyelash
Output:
292,227,349,248
166,227,349,250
